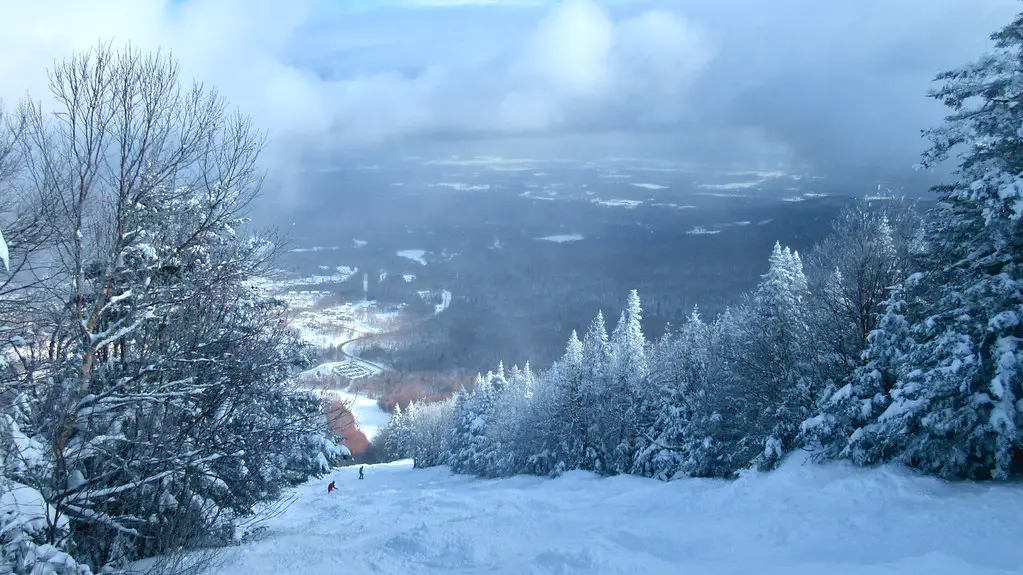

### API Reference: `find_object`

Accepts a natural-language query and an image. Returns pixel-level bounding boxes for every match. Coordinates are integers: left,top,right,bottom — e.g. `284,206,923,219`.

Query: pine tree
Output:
845,11,1023,479
384,403,408,459
580,312,612,472
803,282,916,462
608,290,648,474
526,331,586,476
633,308,710,479
685,243,813,476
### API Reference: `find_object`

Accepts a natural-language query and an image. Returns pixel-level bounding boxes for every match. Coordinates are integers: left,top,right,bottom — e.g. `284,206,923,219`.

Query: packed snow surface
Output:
213,454,1023,574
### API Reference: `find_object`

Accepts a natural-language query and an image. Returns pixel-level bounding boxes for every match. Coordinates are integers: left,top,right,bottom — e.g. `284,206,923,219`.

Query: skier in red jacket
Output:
327,480,336,493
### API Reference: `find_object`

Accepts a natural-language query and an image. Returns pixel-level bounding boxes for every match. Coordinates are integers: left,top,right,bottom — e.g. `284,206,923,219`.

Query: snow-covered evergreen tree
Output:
607,291,649,474
683,243,813,476
404,399,454,469
383,403,410,460
448,370,504,475
579,311,612,473
802,281,917,461
831,11,1023,479
633,308,711,479
524,331,585,476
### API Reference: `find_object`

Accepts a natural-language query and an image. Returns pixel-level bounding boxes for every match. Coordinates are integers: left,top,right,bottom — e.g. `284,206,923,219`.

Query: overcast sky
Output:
0,0,1018,178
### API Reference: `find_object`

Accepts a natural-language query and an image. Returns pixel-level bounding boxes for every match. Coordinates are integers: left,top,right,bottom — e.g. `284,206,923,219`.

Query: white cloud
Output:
0,0,1019,183
0,0,712,153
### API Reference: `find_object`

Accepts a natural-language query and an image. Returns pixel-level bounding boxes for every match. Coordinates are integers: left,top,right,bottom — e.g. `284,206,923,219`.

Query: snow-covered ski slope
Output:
319,388,391,441
214,453,1023,575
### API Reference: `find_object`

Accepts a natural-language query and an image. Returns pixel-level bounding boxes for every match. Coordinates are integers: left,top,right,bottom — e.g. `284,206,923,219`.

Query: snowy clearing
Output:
686,227,721,235
213,454,1023,575
397,250,428,265
520,191,558,201
424,156,556,169
353,239,369,248
698,181,761,190
431,182,492,191
416,289,453,315
288,245,341,253
631,183,668,190
593,199,643,208
536,234,584,243
435,289,452,315
276,266,358,287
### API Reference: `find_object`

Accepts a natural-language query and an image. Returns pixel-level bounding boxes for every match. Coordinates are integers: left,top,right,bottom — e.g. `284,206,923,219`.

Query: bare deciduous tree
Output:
1,44,340,573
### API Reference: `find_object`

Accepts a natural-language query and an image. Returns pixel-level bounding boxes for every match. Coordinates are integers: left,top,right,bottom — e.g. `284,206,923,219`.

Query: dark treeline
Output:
381,10,1023,482
362,197,852,375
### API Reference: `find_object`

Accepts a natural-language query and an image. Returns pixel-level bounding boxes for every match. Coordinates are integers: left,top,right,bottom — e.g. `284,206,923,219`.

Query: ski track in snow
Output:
212,454,1023,574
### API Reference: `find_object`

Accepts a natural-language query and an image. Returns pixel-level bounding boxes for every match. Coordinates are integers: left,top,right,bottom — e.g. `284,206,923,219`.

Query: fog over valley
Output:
3,1,1023,574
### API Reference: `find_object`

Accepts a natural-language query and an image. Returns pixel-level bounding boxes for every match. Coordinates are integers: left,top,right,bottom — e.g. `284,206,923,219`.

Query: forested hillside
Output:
385,9,1023,483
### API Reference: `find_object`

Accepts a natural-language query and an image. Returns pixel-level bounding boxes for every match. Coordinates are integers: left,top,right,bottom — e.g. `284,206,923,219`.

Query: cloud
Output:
0,0,1020,185
0,0,710,141
680,0,1020,174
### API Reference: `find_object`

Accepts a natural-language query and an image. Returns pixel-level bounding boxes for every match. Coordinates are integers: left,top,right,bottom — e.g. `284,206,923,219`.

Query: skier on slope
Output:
359,466,365,480
327,480,336,493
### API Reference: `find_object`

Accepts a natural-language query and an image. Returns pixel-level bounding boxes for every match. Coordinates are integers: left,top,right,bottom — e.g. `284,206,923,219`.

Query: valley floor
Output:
212,454,1023,575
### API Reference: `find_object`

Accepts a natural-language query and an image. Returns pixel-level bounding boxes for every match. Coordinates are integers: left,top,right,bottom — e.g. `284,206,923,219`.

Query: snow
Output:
424,156,553,169
403,274,416,283
521,192,557,201
300,362,362,380
414,289,453,315
289,246,341,253
320,389,393,441
537,234,584,243
686,227,721,235
1,483,58,534
431,182,492,191
211,453,1023,575
0,227,8,272
398,250,428,265
698,181,761,190
353,239,368,248
593,199,643,208
276,267,358,287
435,289,452,315
631,183,668,190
